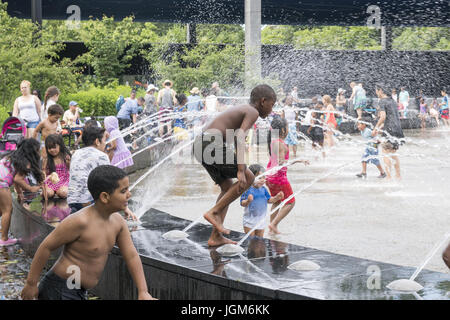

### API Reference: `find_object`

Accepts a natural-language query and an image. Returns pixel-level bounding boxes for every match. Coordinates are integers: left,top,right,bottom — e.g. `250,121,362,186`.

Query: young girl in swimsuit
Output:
266,118,309,234
0,139,43,246
323,95,337,148
42,134,71,199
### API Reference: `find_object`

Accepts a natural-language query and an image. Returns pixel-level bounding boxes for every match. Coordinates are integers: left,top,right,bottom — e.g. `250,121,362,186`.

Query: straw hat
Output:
163,79,173,86
190,87,200,95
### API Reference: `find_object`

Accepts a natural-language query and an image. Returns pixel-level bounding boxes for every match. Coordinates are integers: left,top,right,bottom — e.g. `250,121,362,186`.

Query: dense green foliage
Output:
262,25,450,51
393,27,450,51
0,2,77,121
58,84,146,116
0,0,448,123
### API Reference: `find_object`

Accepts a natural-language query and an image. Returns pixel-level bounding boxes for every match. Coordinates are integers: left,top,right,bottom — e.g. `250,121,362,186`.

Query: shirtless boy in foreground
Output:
21,165,155,300
193,84,276,247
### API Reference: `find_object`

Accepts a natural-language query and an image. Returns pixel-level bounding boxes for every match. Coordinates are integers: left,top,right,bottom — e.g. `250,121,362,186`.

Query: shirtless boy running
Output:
193,84,276,247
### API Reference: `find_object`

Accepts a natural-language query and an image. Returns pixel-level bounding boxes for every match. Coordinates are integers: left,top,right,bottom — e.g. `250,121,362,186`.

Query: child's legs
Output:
270,201,281,222
391,153,401,178
205,169,254,239
382,150,393,178
56,186,68,198
44,185,55,198
254,229,264,237
270,202,295,231
375,163,385,174
243,226,262,237
215,179,234,225
41,145,47,159
361,161,367,173
209,169,254,216
0,188,13,241
27,127,35,139
356,108,362,119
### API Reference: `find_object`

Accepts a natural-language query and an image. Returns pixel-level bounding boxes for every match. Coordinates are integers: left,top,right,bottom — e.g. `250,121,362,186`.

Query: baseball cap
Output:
69,101,78,106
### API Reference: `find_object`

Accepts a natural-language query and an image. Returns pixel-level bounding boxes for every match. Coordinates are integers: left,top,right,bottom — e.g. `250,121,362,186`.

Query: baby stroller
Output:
0,117,27,158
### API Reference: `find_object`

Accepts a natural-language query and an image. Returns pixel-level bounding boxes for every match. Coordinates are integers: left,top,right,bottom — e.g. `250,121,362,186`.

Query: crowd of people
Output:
0,78,448,300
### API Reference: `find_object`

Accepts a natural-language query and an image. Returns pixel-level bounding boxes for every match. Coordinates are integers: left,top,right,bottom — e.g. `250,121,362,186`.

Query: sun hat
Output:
190,87,200,95
146,84,158,92
338,88,346,94
163,79,173,86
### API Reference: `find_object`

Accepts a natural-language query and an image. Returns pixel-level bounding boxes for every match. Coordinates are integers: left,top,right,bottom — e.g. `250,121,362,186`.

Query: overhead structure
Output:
6,0,449,90
7,0,449,26
245,0,262,91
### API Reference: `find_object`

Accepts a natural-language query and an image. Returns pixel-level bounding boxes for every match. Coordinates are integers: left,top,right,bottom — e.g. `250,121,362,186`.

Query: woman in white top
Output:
13,80,42,138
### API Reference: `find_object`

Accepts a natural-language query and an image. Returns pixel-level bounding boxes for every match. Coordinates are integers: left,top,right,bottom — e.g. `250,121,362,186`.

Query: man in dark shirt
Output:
373,83,404,180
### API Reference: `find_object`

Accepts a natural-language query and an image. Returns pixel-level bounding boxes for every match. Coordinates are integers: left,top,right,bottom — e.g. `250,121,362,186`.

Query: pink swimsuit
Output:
266,139,296,204
0,158,16,189
45,161,70,192
266,139,289,185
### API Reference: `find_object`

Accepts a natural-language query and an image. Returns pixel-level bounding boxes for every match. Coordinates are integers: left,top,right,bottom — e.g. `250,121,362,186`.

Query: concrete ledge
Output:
10,202,450,300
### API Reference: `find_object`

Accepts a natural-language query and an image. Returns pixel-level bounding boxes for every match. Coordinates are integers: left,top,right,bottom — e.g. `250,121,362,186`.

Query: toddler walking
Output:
240,164,283,237
356,118,386,179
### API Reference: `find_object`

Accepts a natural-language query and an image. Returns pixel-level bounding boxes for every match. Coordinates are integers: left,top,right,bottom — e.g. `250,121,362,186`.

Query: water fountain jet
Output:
386,232,450,293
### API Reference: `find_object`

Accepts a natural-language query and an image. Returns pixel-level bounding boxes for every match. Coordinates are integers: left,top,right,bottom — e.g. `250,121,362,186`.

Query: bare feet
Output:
204,210,230,235
268,223,280,235
208,234,237,247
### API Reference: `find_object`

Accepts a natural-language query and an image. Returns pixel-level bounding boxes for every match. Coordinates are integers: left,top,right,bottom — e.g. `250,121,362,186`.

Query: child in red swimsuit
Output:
266,117,309,234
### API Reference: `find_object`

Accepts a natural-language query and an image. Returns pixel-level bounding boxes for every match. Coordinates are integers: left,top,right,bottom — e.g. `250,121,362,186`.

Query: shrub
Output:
0,104,10,124
58,85,146,116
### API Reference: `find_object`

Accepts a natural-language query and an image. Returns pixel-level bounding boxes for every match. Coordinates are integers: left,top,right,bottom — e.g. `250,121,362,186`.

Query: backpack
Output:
116,95,125,113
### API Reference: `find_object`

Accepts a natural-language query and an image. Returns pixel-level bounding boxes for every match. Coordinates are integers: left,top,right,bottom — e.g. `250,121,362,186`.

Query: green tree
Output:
197,24,244,44
293,26,382,50
146,43,245,93
393,27,450,51
262,25,301,45
0,2,77,121
75,15,143,85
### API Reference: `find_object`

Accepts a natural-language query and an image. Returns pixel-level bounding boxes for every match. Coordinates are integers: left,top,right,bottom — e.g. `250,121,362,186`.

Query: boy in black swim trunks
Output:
193,84,276,247
21,165,156,300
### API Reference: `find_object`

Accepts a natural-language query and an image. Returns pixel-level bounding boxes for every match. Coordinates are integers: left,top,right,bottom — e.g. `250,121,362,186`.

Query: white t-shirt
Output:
67,147,110,205
17,96,40,122
291,90,298,100
301,110,313,126
205,95,217,113
284,107,296,122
